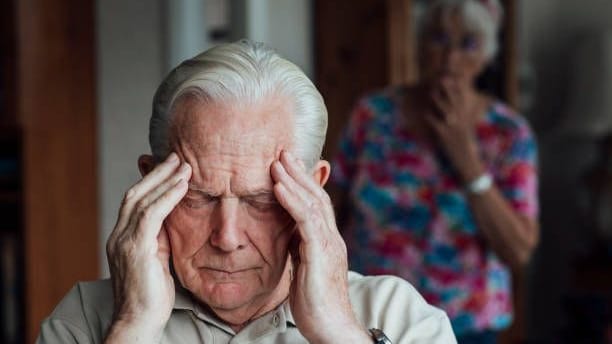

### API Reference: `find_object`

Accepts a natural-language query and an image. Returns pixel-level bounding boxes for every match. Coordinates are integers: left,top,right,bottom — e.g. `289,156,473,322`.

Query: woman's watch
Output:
465,173,493,195
369,328,392,344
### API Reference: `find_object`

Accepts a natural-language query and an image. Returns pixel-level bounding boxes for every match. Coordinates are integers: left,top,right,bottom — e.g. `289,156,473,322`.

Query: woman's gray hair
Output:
417,0,504,60
149,39,328,169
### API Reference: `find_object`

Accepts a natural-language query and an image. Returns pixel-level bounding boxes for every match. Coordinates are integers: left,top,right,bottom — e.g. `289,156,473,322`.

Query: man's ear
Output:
138,154,155,177
311,160,331,187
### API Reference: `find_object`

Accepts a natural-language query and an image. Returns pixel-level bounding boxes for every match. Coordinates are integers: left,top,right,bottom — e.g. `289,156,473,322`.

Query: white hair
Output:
149,39,328,169
417,0,503,60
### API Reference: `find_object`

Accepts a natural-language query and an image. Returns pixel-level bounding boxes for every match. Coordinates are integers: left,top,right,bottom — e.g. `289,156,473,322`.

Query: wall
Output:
519,0,612,341
520,0,612,131
97,0,166,277
246,0,313,77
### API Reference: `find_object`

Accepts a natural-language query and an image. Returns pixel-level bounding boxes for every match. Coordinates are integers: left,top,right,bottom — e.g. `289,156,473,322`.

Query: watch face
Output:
369,328,392,344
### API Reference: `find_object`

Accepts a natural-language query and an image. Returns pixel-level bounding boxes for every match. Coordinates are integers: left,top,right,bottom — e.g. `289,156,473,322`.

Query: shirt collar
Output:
173,281,197,311
172,282,297,330
282,300,297,327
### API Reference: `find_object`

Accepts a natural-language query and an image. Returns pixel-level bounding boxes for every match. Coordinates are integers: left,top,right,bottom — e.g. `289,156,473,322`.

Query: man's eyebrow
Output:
186,184,219,196
187,184,275,199
240,190,277,200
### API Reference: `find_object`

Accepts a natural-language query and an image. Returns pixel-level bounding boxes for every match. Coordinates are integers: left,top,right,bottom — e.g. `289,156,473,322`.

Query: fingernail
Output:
285,150,294,160
168,153,178,162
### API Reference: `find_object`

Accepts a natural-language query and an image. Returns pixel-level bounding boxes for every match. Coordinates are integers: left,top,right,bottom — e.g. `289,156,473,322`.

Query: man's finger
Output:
271,161,314,217
115,153,181,232
279,151,329,202
272,174,318,244
135,162,191,218
278,151,336,224
138,177,189,243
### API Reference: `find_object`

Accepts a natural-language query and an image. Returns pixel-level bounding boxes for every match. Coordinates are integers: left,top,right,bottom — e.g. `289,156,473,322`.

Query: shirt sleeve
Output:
37,318,93,344
348,272,457,344
36,283,101,344
495,119,539,219
331,100,374,190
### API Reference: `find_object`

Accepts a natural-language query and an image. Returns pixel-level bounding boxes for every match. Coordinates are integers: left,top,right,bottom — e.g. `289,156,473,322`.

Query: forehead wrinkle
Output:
200,134,279,157
182,142,279,197
174,116,289,159
169,94,294,198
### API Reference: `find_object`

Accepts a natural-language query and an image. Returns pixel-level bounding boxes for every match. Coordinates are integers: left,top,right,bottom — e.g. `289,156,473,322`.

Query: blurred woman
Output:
330,0,539,342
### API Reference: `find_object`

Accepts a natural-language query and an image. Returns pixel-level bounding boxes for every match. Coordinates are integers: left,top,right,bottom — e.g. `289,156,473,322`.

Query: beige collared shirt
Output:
37,271,456,343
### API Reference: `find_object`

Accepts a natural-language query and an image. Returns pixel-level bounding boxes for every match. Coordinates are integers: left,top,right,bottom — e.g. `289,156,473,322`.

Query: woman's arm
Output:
465,174,539,270
428,117,539,271
425,83,539,270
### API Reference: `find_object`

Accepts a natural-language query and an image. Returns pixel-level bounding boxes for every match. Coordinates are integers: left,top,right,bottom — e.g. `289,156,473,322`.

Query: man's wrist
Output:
305,322,371,344
369,328,393,343
319,329,372,344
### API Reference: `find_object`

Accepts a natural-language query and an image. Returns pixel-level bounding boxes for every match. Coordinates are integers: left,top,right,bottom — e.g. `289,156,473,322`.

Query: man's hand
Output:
105,153,191,343
271,150,371,344
425,79,485,183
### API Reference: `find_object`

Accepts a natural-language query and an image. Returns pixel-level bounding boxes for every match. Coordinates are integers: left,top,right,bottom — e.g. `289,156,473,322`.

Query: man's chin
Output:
198,282,258,311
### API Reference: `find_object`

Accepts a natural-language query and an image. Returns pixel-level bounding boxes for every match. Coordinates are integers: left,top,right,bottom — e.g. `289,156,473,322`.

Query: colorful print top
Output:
331,87,538,335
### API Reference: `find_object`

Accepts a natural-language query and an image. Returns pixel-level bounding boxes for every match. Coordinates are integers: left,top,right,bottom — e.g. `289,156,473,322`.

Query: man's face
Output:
164,95,295,323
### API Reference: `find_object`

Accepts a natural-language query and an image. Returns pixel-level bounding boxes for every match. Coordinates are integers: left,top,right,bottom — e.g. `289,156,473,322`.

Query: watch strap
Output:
369,328,392,344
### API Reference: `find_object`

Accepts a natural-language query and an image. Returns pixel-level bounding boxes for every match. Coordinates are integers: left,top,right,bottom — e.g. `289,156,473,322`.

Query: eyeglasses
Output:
426,31,482,54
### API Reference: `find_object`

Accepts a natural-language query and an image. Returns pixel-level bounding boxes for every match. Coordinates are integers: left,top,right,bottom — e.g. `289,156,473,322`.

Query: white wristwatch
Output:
465,173,493,194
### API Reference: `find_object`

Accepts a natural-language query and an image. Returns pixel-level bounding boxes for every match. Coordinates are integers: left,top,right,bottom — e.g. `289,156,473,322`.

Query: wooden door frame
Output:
15,0,99,342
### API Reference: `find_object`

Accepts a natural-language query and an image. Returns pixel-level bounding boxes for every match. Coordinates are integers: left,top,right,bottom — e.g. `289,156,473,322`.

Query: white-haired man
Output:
37,40,456,344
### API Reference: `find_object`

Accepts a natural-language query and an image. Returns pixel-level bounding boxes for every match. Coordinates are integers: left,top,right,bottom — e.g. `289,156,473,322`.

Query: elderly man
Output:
38,40,456,343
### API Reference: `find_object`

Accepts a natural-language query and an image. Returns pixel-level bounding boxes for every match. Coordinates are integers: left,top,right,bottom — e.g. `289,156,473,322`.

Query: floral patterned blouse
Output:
331,87,538,335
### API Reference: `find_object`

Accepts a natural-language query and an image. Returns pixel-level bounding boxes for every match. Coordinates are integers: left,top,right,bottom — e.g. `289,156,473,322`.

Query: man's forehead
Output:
177,135,280,196
170,96,293,153
169,97,294,195
184,132,283,157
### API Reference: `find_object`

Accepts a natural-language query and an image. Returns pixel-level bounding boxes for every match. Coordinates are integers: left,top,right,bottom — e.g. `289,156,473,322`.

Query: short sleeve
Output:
36,281,112,344
348,272,458,344
36,283,95,344
331,100,374,190
37,318,92,344
495,120,539,219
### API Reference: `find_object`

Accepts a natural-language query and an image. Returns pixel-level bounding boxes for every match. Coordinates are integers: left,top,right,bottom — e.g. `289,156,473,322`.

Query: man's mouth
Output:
202,267,257,279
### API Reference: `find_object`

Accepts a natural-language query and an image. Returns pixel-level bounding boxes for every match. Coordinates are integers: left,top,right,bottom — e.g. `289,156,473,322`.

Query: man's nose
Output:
209,198,247,252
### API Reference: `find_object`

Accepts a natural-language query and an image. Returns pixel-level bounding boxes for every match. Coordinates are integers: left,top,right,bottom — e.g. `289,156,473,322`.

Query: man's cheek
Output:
273,224,295,257
166,212,210,255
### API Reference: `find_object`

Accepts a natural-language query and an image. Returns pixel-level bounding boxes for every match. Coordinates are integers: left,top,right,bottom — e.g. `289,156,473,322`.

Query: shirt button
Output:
272,313,280,327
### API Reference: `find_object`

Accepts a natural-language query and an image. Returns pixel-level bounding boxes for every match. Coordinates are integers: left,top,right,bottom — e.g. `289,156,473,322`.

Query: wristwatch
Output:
369,328,392,344
465,173,493,195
